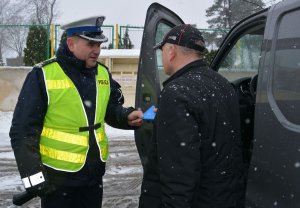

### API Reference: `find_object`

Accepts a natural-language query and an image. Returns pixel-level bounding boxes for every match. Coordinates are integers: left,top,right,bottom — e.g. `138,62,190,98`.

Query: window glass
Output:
155,22,172,87
273,10,300,125
219,26,264,81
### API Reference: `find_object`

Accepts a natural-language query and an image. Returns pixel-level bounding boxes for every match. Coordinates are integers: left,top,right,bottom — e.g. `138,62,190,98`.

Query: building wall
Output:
0,67,31,111
0,58,256,111
0,55,139,111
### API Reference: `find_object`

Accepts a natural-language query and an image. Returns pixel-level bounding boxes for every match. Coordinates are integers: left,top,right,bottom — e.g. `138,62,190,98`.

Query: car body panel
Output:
135,3,184,168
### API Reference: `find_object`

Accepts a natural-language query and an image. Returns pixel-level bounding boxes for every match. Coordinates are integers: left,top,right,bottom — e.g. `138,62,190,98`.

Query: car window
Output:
155,22,172,88
272,9,300,125
218,25,264,81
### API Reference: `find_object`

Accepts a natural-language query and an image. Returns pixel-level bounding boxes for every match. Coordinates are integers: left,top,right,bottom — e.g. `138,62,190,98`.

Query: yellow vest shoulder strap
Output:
35,57,57,68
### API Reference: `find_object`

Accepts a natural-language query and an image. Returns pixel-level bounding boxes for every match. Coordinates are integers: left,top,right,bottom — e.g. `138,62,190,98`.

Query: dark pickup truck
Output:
135,0,300,207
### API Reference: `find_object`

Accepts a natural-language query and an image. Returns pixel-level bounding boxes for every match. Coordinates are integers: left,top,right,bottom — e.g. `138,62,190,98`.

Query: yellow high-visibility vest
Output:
39,60,110,172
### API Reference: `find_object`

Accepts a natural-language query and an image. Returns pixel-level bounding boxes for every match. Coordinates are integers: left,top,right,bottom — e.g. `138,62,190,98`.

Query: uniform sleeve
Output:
9,67,48,180
105,74,136,129
156,85,202,208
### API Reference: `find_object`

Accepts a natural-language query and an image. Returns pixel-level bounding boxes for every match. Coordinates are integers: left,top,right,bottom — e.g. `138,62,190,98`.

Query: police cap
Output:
60,16,108,43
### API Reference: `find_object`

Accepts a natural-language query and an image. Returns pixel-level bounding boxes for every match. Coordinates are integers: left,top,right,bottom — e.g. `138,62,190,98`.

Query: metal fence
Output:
199,28,230,51
54,25,115,52
119,25,144,49
0,24,50,66
118,26,229,51
0,24,229,66
0,24,114,66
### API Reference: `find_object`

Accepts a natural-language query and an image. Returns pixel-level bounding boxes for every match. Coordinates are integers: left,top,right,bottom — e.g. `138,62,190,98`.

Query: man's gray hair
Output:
178,45,203,58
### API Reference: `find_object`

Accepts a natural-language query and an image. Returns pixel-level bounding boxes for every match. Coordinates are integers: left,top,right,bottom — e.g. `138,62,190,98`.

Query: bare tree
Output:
1,0,29,61
0,0,26,64
25,0,59,24
0,0,10,64
5,26,28,57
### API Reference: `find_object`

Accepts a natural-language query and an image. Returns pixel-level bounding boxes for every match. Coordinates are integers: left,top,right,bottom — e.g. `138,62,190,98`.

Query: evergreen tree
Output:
118,27,134,49
122,27,134,49
206,0,265,47
59,31,67,46
207,0,264,29
23,25,48,66
0,58,4,66
108,42,113,49
203,48,217,65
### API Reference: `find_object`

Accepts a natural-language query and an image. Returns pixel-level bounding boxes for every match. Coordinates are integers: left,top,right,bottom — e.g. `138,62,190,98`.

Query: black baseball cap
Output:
154,24,205,52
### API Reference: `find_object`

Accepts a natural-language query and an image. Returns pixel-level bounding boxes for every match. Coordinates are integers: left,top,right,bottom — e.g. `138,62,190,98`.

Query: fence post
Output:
46,25,50,59
55,25,59,53
50,24,55,57
116,24,119,49
111,25,114,49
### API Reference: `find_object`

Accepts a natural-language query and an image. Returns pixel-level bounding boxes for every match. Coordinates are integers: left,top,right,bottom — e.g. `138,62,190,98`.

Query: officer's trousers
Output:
41,182,103,208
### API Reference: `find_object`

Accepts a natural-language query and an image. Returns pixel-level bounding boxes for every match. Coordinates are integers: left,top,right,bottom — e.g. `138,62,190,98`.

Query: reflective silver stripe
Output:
29,172,45,186
21,172,45,188
21,177,31,188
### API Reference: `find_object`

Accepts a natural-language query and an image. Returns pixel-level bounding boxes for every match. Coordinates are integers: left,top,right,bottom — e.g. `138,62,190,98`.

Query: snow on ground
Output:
0,111,137,192
0,111,12,132
0,111,134,166
0,111,134,144
1,174,23,192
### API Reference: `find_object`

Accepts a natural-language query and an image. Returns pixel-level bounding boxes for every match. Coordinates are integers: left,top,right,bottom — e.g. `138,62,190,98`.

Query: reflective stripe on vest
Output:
40,61,110,172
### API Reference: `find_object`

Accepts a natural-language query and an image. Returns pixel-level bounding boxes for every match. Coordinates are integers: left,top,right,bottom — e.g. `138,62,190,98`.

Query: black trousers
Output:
41,182,103,208
138,180,162,208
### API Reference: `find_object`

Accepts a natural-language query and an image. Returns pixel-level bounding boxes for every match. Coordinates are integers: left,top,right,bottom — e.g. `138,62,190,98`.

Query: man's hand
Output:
127,110,143,127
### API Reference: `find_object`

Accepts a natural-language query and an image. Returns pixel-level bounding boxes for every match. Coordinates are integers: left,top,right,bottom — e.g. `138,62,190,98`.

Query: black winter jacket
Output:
139,60,245,208
10,42,135,187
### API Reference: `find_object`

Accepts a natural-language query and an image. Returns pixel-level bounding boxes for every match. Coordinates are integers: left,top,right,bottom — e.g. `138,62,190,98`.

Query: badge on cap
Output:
96,17,105,27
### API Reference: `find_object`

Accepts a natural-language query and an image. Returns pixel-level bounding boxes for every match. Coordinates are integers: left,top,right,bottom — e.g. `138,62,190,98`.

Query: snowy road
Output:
0,112,143,208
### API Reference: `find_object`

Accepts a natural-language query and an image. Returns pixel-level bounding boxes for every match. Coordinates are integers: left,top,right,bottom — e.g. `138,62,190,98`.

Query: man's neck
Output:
172,56,202,75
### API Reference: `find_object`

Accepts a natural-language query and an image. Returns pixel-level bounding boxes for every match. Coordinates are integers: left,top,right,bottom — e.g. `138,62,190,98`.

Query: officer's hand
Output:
127,110,143,127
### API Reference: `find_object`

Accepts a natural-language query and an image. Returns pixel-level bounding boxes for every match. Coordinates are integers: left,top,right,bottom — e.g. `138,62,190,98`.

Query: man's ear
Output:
169,44,177,61
67,37,75,52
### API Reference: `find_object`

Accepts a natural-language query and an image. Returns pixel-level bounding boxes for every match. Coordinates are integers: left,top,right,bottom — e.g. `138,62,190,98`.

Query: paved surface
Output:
0,135,143,208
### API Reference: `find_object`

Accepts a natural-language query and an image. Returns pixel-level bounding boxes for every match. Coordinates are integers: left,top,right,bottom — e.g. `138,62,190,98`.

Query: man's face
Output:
67,37,101,68
161,43,174,76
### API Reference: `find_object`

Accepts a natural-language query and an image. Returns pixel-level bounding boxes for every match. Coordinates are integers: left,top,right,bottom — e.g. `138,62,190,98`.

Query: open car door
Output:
134,3,184,169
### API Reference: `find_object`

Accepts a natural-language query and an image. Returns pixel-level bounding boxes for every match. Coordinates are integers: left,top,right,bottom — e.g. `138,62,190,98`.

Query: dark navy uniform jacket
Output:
10,42,135,187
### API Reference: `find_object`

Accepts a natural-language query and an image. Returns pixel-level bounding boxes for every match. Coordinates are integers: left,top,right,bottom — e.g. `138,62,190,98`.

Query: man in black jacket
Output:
10,16,143,208
139,24,245,208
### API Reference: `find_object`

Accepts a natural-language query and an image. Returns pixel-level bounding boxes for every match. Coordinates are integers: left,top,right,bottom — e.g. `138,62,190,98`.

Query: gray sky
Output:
56,0,281,29
57,0,213,29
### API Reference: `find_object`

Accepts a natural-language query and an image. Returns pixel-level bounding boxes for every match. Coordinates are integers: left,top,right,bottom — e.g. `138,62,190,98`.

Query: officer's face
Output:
67,37,101,68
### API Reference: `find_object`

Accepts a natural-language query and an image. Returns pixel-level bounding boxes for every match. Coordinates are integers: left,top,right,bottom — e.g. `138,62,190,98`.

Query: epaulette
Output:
97,61,109,72
35,57,57,68
97,61,108,69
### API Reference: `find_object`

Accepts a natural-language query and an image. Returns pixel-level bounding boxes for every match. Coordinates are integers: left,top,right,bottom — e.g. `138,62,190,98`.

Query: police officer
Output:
10,16,143,208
